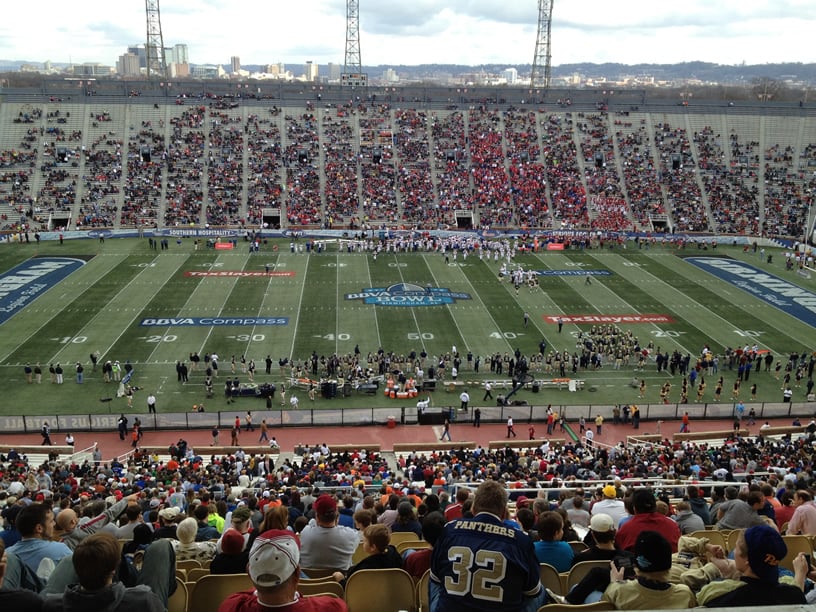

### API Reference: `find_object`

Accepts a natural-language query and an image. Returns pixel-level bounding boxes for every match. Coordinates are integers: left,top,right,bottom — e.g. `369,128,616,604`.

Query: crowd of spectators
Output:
505,108,552,228
394,108,436,226
122,109,164,229
469,108,514,228
77,112,122,229
0,106,40,230
359,104,398,224
5,98,816,238
654,121,709,233
205,109,245,227
283,113,322,226
164,105,206,226
541,113,589,228
615,118,666,227
322,108,359,222
245,109,283,227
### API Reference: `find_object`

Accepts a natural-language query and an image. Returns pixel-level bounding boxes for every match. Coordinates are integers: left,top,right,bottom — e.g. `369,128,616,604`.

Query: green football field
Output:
0,236,813,417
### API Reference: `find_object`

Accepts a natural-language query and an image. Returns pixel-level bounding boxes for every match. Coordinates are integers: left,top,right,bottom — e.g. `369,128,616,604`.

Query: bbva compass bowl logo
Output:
345,283,471,306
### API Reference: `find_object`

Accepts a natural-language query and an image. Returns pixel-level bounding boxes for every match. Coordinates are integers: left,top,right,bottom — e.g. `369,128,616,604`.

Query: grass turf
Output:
0,237,812,418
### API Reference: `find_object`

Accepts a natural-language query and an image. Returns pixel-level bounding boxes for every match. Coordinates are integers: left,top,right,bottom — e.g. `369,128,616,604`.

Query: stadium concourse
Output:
0,414,805,464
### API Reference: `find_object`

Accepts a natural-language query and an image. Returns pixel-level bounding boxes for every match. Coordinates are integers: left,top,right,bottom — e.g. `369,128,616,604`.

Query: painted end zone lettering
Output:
685,257,816,328
0,257,86,325
545,314,675,324
140,317,288,326
185,271,296,277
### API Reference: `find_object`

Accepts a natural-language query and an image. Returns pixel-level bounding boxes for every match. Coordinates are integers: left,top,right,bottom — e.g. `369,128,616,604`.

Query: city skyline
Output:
1,1,815,68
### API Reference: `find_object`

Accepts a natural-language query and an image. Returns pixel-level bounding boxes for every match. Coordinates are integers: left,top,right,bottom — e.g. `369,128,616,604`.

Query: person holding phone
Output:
552,514,635,605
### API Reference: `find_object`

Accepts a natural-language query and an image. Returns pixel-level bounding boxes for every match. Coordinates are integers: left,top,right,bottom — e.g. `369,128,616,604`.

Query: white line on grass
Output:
391,253,427,353
0,253,145,364
620,252,788,357
286,254,309,361
640,252,792,357
363,252,383,352
336,250,340,354
423,254,509,354
45,254,167,365
242,251,281,359
192,255,249,362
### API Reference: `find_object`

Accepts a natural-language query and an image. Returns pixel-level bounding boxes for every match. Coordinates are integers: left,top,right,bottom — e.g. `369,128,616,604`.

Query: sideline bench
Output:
487,439,567,451
626,434,663,445
294,443,382,454
673,429,748,442
393,442,475,454
140,445,280,456
0,445,75,457
754,425,807,438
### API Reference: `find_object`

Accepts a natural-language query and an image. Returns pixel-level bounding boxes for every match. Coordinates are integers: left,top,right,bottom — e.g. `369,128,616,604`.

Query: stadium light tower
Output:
530,0,554,90
341,0,367,87
145,0,167,79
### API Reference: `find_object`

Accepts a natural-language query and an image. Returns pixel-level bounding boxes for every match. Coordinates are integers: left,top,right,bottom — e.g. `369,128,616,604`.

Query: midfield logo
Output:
345,283,471,306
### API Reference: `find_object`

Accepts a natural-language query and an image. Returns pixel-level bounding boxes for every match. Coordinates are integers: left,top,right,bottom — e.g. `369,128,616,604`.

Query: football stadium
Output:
0,81,813,429
2,42,816,612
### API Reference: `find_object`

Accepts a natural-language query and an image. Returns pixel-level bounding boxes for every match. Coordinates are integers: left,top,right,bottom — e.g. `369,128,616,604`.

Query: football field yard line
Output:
391,253,427,354
552,252,697,357
431,255,513,355
514,255,571,353
335,251,340,355
287,253,309,361
242,251,282,359
623,252,790,356
642,251,804,355
362,254,383,351
186,254,248,363
99,255,189,368
0,253,134,364
50,253,173,366
423,257,478,354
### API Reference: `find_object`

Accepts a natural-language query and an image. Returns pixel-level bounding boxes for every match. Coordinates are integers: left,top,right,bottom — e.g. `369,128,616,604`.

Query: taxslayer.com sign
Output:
184,271,295,277
544,314,676,324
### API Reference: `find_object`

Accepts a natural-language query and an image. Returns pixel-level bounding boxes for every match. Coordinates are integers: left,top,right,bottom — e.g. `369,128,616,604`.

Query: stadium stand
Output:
1,93,816,241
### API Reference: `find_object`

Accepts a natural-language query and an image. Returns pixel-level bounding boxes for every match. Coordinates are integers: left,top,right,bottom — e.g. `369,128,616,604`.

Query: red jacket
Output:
615,512,681,553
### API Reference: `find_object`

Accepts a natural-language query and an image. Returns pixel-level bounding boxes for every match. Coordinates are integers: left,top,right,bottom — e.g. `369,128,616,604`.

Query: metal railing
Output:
0,400,810,434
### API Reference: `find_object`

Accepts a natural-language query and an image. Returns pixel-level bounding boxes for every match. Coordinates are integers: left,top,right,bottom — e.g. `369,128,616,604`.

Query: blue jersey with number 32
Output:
430,512,542,611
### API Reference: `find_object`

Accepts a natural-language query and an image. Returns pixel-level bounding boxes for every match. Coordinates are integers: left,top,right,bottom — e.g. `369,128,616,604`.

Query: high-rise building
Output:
328,62,341,81
117,53,141,77
502,68,518,84
170,44,188,65
127,45,147,69
304,61,318,81
231,56,241,73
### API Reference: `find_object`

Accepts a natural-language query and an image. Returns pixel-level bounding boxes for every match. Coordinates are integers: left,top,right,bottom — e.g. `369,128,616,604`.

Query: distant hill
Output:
2,59,814,84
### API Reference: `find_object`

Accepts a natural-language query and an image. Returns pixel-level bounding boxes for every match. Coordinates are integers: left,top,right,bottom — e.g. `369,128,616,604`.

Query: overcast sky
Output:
1,0,814,68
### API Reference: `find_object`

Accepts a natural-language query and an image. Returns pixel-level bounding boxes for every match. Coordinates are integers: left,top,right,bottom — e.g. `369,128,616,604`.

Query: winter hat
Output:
589,513,614,533
247,529,300,587
312,494,337,516
634,530,672,572
744,524,786,583
220,528,246,555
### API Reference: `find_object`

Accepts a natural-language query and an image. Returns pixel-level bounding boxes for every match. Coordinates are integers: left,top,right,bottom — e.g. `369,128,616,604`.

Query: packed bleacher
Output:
3,418,816,610
2,96,816,241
